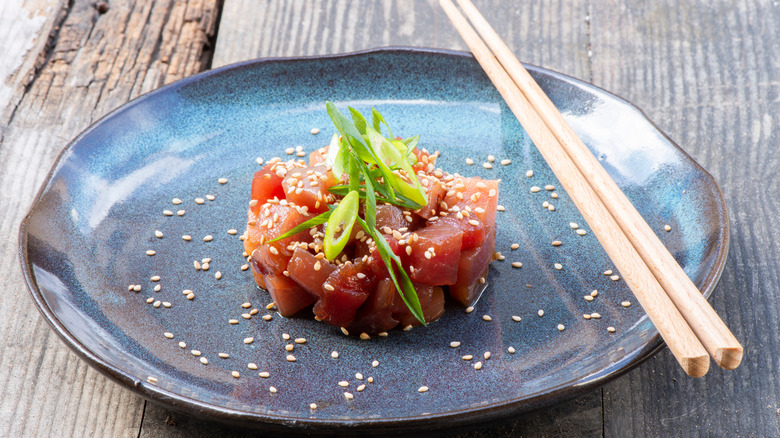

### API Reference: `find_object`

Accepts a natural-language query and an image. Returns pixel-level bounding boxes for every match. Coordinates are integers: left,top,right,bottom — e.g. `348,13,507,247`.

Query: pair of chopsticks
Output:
440,0,742,377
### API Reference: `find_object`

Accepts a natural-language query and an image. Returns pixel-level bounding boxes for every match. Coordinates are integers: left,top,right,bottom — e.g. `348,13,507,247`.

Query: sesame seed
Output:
664,224,672,232
218,178,228,184
500,159,511,165
243,337,254,344
474,361,483,370
403,325,413,331
324,283,335,291
465,158,474,165
344,392,354,400
191,350,201,356
468,219,479,226
331,351,339,359
462,355,473,360
591,290,599,297
543,201,550,208
228,319,238,324
206,194,215,201
240,264,249,271
195,197,205,204
153,300,161,307
200,357,209,365
584,296,594,301
538,309,545,317
554,263,563,270
340,327,349,336
545,185,555,191
146,250,156,256
530,186,541,193
247,363,258,370
604,270,613,275
512,315,521,322
621,301,632,307
450,341,461,348
482,315,492,321
285,344,294,352
551,192,558,199
262,314,272,321
570,222,579,229
338,381,349,387
183,235,192,241
227,229,237,235
526,170,534,177
497,204,505,211
591,312,602,319
482,162,493,169
172,198,182,205
510,243,520,250
285,147,295,155
164,332,173,339
548,205,555,211
270,386,277,393
147,376,158,384
372,360,379,367
187,293,195,300
608,326,616,333
215,271,222,280
294,338,306,344
154,230,163,238
576,229,587,236
266,303,276,310
162,302,171,308
583,314,592,320
558,324,565,331
178,342,186,348
610,275,620,281
311,128,320,135
310,403,317,410
511,262,523,268
487,155,495,162
465,306,474,313
357,384,366,392
418,386,429,393
177,209,185,216
483,351,491,360
146,297,153,303
359,332,370,340
552,240,562,246
259,371,270,378
218,353,229,358
231,371,240,378
203,235,213,242
163,210,173,216
133,285,142,292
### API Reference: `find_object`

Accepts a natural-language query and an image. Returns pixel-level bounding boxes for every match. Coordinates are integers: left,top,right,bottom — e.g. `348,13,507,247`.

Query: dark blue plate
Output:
19,48,728,434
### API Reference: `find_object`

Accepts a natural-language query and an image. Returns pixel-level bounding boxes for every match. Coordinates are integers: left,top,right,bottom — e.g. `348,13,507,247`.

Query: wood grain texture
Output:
590,1,780,436
0,0,220,436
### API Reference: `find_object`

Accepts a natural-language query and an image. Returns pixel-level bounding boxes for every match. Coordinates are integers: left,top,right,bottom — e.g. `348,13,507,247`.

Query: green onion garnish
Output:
323,190,359,260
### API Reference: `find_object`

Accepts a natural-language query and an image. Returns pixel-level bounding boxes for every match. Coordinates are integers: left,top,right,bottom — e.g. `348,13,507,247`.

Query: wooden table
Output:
1,0,778,436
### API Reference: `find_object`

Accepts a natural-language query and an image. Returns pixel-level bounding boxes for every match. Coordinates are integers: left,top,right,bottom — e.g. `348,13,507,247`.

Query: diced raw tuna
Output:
390,282,445,328
251,246,290,277
404,222,463,285
416,175,447,219
375,205,407,231
244,203,312,257
313,260,377,327
442,177,499,227
263,274,315,316
449,225,496,306
348,278,400,334
430,215,486,250
308,146,328,166
368,236,403,280
287,247,337,298
250,164,286,213
281,165,337,213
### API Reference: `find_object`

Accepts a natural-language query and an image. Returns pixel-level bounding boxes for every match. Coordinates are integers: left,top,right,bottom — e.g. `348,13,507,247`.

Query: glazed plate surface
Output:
20,48,728,433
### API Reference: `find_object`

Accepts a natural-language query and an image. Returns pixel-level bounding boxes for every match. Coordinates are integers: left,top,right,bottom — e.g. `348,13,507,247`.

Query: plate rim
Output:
18,46,730,432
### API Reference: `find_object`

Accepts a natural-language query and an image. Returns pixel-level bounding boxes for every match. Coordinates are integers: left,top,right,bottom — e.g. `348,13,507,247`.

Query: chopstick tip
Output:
714,346,743,370
682,354,710,378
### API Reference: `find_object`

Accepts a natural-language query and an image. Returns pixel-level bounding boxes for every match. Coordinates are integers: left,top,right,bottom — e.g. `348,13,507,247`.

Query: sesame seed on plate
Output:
262,314,272,321
270,387,278,393
146,297,154,303
331,351,339,359
584,296,594,301
474,361,483,370
340,327,349,336
357,384,366,392
344,392,354,400
285,147,295,155
604,270,613,275
172,198,182,205
511,315,521,322
465,158,474,165
285,344,293,352
483,351,491,360
511,262,523,268
359,332,370,340
191,350,201,356
146,250,156,256
203,235,213,242
338,381,349,387
183,235,192,241
147,376,158,384
195,197,205,204
215,271,222,280
554,263,563,270
487,155,495,162
153,301,161,308
418,386,429,393
538,309,545,317
576,229,587,235
570,222,579,229
259,372,270,378
218,353,229,358
243,337,254,344
465,306,474,313
591,312,602,319
178,342,186,348
206,194,215,201
186,293,195,300
482,162,493,169
177,209,185,216
311,128,320,135
462,355,473,360
497,204,506,211
508,346,516,353
372,360,379,367
500,159,511,165
231,371,240,378
551,192,558,199
247,363,258,370
607,327,616,333
530,186,541,193
552,240,562,246
133,285,142,292
241,264,249,271
163,210,173,216
545,184,555,191
218,178,228,184
450,341,461,348
200,357,209,365
229,319,238,324
310,403,317,410
482,315,492,322
510,243,520,250
610,275,621,281
526,170,534,177
558,324,565,331
621,301,631,307
548,204,555,211
227,229,237,235
164,332,173,339
162,302,171,308
154,230,163,238
591,290,599,297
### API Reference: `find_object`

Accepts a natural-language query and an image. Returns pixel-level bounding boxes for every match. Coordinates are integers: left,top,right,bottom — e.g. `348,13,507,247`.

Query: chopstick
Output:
440,0,717,377
452,0,742,371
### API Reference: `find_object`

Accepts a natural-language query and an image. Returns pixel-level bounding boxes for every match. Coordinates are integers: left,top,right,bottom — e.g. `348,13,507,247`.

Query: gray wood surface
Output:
2,0,778,436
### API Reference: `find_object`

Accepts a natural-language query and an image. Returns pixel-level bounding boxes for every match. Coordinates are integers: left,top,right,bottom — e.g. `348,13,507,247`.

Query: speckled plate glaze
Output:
20,48,728,434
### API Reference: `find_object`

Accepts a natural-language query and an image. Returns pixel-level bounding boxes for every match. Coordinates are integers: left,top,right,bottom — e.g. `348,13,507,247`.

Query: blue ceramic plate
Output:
20,48,728,434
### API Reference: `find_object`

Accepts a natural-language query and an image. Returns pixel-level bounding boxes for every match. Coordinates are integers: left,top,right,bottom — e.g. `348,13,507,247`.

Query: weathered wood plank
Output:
137,0,600,436
0,0,221,436
590,1,780,436
0,0,63,123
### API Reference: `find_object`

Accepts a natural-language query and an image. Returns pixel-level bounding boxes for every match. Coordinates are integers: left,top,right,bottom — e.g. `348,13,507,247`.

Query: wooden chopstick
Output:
454,0,742,370
440,0,711,377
